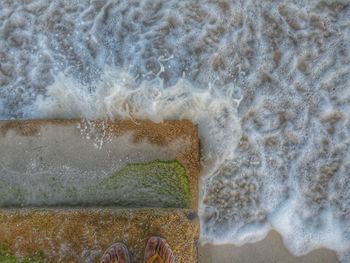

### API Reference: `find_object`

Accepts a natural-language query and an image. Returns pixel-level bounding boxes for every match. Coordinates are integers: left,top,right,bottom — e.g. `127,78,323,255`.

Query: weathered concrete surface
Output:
0,208,199,263
0,120,200,262
0,119,200,209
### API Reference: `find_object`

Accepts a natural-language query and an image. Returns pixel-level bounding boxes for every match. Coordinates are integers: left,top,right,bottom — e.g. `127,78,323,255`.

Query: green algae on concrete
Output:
0,186,29,208
95,160,192,208
0,160,192,208
0,244,46,263
0,120,199,209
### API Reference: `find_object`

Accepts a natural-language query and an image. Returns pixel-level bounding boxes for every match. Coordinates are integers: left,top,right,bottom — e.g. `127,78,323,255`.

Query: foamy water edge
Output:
1,0,350,261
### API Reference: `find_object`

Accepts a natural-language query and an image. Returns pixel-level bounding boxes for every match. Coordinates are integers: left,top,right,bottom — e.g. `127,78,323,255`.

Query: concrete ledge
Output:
0,119,200,262
0,119,200,209
0,208,199,262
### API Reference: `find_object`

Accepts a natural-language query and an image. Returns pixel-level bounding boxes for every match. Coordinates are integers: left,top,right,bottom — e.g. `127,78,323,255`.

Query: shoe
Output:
144,236,175,263
101,243,131,263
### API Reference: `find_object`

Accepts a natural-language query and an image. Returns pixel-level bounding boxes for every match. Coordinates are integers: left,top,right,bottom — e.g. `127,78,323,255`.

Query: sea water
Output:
0,0,350,261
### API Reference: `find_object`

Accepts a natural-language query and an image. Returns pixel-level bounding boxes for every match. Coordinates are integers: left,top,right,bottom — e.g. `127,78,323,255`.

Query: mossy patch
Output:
0,161,192,208
94,160,191,208
0,186,29,207
0,244,46,263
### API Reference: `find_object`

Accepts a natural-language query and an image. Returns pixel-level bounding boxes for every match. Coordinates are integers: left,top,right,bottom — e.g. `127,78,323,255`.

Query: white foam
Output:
26,67,242,159
1,0,350,261
0,98,4,120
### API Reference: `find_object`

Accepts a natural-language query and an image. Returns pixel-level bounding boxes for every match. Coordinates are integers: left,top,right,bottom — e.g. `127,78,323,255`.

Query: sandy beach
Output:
199,230,339,263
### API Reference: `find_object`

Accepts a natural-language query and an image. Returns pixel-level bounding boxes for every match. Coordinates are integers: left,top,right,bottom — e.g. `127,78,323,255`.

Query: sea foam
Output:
1,0,350,261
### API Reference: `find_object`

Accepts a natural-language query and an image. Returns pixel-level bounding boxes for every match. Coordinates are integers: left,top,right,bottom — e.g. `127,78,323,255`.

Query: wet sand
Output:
199,230,339,263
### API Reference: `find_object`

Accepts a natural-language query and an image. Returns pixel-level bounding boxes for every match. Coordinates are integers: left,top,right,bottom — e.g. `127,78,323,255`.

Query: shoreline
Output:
198,230,339,263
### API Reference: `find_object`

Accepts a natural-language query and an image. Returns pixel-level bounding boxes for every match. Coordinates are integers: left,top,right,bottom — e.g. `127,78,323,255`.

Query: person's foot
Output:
101,243,131,263
144,236,175,263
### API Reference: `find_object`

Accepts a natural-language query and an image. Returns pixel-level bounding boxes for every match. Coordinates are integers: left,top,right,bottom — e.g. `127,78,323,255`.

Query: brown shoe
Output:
144,236,175,263
101,243,131,263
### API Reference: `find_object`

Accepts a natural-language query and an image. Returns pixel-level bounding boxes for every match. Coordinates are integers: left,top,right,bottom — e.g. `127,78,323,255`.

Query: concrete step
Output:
0,120,201,262
0,119,199,209
0,208,199,263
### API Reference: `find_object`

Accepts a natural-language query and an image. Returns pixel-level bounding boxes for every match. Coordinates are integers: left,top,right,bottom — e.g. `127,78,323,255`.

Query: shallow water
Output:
0,0,350,261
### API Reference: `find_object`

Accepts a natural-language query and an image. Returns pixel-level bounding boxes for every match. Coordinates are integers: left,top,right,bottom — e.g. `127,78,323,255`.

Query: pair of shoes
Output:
101,236,175,263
